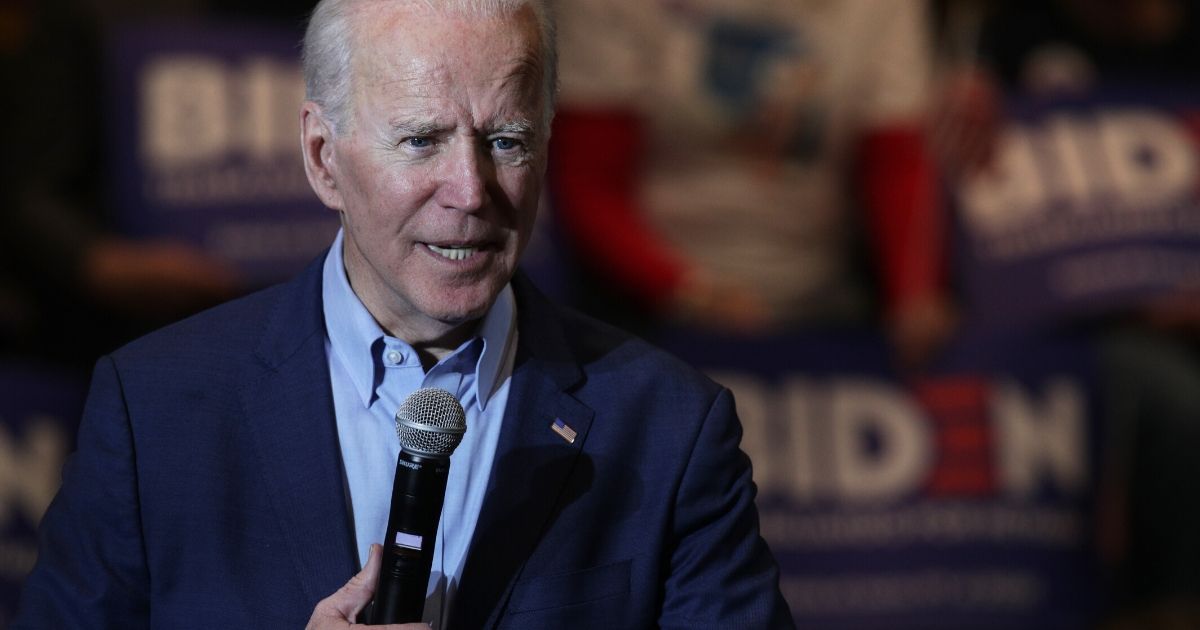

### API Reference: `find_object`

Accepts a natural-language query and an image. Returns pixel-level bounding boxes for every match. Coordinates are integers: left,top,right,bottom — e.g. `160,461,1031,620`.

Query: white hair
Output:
302,0,557,135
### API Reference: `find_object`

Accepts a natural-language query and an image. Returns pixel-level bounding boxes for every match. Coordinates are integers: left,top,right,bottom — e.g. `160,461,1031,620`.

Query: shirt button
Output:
386,351,402,364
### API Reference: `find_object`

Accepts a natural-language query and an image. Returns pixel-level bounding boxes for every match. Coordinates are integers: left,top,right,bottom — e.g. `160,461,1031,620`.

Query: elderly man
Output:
15,0,792,628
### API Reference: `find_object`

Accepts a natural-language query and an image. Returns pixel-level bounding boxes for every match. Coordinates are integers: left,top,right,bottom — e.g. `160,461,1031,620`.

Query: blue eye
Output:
491,137,520,151
403,137,432,149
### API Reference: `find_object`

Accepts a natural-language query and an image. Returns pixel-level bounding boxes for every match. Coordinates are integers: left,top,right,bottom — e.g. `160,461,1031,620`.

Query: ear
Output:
300,101,345,211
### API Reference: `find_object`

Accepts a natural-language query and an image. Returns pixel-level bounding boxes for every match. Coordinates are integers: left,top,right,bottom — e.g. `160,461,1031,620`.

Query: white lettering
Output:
139,54,306,167
993,379,1087,495
1097,110,1195,210
1044,115,1093,206
710,372,1090,504
959,128,1047,235
0,417,68,528
241,58,306,161
829,380,932,503
140,56,231,165
960,108,1198,239
780,377,821,501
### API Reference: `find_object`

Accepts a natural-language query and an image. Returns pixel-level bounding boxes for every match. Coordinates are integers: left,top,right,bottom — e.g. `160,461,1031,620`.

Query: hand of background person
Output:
307,544,432,630
928,64,1003,179
887,291,959,370
669,269,772,334
83,237,241,319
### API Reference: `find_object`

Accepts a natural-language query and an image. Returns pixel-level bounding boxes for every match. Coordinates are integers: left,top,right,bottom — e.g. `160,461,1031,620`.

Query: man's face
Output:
316,4,547,339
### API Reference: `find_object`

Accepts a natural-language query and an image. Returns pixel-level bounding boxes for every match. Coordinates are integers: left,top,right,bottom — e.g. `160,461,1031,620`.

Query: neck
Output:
339,238,482,370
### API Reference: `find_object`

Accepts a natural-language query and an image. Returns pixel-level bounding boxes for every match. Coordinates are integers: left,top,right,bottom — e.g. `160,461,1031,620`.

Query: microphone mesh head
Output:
395,387,467,458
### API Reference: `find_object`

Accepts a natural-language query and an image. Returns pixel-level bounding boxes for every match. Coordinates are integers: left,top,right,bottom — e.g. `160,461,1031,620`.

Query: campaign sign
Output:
660,328,1101,629
0,363,86,626
954,86,1200,330
107,22,339,286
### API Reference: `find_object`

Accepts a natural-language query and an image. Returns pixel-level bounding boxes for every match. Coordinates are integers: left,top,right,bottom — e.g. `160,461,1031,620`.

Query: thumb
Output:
309,544,383,627
339,543,384,620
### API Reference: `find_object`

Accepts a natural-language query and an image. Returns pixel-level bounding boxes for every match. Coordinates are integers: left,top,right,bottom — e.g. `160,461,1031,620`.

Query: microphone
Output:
368,387,467,625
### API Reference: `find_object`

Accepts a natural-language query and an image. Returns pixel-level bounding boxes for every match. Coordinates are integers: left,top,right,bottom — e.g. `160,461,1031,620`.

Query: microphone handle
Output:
369,450,451,625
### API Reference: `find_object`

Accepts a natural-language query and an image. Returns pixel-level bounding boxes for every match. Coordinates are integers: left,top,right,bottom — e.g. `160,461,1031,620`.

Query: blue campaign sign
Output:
953,85,1200,331
0,363,87,627
107,21,340,286
659,327,1102,629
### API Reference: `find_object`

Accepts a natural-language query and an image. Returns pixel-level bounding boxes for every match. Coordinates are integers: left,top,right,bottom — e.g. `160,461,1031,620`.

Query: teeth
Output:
427,244,478,261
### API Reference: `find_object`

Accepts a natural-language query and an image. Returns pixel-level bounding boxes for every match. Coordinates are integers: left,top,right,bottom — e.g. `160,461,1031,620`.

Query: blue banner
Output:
954,85,1200,330
660,328,1102,628
107,22,339,286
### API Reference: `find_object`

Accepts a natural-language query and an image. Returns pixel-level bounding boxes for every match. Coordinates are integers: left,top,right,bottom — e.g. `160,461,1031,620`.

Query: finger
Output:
314,544,382,624
339,543,383,620
309,545,413,630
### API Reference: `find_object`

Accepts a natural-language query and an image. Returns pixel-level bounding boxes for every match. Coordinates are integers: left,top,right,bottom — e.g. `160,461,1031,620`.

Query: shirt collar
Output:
322,229,516,412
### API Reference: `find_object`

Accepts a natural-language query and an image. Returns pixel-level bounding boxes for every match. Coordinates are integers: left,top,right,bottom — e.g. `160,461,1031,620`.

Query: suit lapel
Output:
451,277,595,629
241,257,358,605
237,265,596,620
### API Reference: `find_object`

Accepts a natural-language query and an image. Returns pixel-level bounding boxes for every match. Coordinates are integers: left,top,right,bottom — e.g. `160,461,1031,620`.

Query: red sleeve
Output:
857,125,948,313
550,108,689,309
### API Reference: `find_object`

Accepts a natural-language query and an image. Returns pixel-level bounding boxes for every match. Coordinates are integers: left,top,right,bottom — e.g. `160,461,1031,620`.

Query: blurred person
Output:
13,0,793,627
0,0,239,370
550,0,956,368
930,0,1200,175
931,0,1200,626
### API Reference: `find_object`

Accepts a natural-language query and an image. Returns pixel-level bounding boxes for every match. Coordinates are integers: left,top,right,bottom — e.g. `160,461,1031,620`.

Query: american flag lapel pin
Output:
550,418,577,444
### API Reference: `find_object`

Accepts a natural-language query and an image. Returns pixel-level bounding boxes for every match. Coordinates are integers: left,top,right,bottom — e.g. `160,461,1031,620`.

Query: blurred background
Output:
2,0,1199,627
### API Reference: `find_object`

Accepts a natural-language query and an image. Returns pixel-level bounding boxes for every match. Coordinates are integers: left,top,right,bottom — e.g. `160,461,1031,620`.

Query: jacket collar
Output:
241,258,597,621
240,255,359,605
451,273,596,629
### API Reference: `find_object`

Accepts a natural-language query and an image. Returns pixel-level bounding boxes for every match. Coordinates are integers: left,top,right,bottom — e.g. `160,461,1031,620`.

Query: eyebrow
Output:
388,118,536,136
389,119,443,136
495,119,535,134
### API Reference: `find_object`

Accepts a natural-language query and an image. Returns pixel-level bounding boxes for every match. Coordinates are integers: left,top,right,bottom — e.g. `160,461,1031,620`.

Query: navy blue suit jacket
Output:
16,257,792,629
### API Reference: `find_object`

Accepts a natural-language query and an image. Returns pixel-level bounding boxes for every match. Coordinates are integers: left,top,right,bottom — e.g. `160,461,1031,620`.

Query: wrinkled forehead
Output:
347,2,546,105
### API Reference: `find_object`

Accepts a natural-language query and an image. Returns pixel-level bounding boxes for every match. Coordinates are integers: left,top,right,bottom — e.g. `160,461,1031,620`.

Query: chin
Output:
430,306,489,327
425,289,500,324
413,267,512,322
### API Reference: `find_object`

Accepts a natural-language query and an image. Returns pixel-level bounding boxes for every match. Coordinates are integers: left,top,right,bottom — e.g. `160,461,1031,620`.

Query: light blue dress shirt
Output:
322,230,516,629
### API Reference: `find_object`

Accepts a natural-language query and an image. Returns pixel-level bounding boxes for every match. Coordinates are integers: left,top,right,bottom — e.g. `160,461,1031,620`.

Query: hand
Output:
888,292,959,370
306,544,431,630
669,270,772,334
927,64,1003,179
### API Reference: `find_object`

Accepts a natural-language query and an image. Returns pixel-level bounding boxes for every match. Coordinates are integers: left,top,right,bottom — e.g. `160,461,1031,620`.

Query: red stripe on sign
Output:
913,377,996,497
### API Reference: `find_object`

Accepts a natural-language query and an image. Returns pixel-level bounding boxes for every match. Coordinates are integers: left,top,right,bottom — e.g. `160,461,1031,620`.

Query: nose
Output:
436,138,492,212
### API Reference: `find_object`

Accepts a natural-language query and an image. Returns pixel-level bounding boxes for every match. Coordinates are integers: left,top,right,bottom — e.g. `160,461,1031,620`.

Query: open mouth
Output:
426,243,480,261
